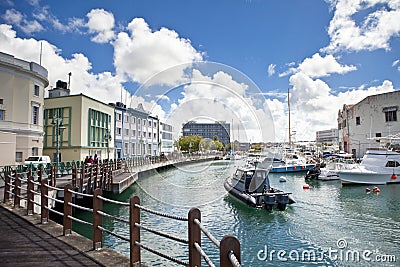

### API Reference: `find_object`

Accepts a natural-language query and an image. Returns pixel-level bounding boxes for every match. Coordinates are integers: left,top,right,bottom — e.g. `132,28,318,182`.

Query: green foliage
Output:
178,135,225,151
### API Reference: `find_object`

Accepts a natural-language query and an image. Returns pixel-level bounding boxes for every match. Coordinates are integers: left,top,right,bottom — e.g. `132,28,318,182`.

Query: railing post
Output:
63,184,73,236
188,208,201,267
27,170,34,215
13,171,21,208
93,188,103,250
37,167,42,190
72,167,77,188
130,196,140,266
80,164,85,192
52,166,57,187
41,178,49,223
220,235,241,267
3,170,10,203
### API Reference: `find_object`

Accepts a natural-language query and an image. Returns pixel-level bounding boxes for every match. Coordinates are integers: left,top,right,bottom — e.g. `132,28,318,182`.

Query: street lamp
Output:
51,116,65,169
104,130,112,161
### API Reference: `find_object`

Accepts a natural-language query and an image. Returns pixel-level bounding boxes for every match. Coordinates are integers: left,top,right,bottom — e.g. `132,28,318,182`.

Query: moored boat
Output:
224,159,295,211
338,149,400,185
270,153,315,173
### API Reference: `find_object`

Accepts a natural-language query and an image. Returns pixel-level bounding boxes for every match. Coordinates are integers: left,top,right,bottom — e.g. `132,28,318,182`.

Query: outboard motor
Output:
305,165,320,180
263,195,276,211
276,194,290,211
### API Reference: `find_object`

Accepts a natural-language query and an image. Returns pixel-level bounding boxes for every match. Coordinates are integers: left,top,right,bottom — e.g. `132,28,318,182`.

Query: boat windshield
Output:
248,170,267,193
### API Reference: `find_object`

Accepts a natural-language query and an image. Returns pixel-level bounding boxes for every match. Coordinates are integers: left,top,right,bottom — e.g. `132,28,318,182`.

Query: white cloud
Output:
267,64,276,76
86,9,115,43
2,9,43,34
324,0,400,53
392,59,400,67
298,53,356,78
0,24,126,104
113,18,203,86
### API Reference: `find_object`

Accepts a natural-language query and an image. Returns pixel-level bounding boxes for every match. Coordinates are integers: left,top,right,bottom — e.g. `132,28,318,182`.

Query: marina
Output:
68,159,399,266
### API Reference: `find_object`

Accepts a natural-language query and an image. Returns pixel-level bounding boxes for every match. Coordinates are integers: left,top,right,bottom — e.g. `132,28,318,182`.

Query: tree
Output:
178,135,203,152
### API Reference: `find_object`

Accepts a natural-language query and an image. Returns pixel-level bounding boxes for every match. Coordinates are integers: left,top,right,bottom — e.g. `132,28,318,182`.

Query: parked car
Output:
24,156,51,167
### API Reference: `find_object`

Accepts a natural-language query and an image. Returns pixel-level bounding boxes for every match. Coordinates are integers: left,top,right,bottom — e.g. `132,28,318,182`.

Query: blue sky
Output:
1,0,399,142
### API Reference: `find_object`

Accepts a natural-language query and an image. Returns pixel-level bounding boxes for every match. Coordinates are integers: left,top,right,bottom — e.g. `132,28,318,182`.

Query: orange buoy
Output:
373,186,380,193
391,174,397,180
365,187,371,193
303,184,310,189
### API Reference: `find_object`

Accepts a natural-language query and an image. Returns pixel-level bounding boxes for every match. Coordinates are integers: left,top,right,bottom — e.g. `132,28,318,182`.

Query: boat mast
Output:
288,87,291,148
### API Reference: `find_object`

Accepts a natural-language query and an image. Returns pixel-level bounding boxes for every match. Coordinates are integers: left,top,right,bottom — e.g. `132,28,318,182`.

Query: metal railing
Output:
3,168,241,267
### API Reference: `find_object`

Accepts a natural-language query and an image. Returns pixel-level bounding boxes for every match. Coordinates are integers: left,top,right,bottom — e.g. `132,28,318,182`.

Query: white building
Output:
316,128,338,144
114,102,160,158
338,91,400,158
0,52,49,165
160,122,174,154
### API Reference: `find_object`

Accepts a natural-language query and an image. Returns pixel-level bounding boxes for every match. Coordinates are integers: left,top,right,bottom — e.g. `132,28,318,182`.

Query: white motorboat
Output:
318,158,358,181
338,149,400,185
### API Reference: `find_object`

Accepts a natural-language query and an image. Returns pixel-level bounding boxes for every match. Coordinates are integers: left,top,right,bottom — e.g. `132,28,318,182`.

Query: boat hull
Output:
270,164,314,173
224,180,295,211
340,172,400,185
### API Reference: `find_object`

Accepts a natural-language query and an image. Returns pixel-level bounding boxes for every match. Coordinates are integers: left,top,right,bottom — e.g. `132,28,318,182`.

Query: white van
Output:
24,156,51,166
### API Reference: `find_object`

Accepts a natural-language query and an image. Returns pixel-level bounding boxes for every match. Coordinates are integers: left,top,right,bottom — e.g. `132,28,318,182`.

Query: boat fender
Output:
373,186,380,193
294,166,297,171
391,174,397,180
303,184,310,190
365,187,371,193
301,166,305,169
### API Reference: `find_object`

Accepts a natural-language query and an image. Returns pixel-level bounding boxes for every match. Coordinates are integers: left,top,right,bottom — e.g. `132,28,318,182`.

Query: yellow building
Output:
44,86,115,163
0,52,49,165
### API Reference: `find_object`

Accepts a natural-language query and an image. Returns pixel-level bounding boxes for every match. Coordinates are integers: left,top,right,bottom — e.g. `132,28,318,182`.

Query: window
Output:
0,110,4,121
143,120,146,126
16,152,23,162
34,85,40,96
386,161,400,167
0,99,3,104
356,117,360,125
117,113,122,121
385,111,397,122
125,115,129,122
125,129,129,136
376,133,381,138
32,106,39,125
132,130,136,137
117,127,122,135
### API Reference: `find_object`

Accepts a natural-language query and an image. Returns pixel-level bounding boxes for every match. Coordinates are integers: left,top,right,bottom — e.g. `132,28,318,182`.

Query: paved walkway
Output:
0,205,104,266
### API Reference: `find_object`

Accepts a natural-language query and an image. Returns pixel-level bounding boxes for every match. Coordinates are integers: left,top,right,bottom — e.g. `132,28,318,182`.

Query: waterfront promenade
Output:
0,202,130,266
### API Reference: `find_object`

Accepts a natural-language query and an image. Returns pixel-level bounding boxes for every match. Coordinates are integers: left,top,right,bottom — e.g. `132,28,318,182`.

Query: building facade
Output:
338,91,400,158
113,102,160,158
160,122,174,154
316,128,338,144
182,121,230,145
44,87,115,162
0,52,49,165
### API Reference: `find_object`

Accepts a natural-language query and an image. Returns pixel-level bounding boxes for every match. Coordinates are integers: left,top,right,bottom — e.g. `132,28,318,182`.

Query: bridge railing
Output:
3,170,241,267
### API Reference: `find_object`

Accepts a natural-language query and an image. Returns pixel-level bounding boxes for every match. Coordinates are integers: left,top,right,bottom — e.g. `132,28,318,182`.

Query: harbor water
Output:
74,160,400,266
